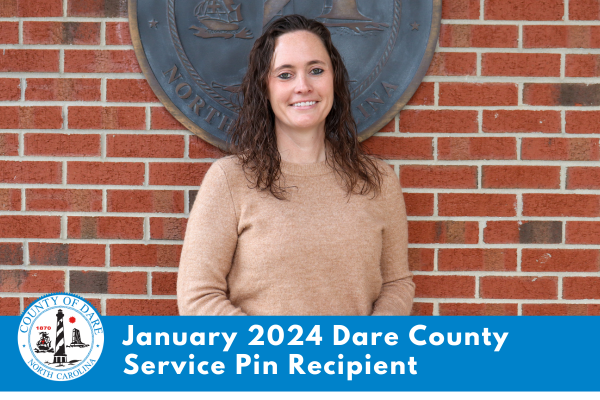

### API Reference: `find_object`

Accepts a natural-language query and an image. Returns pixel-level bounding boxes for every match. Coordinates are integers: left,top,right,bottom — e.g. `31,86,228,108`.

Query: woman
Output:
177,15,414,316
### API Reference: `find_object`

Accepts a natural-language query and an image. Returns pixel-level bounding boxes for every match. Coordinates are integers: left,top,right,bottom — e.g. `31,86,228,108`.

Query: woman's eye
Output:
278,72,292,80
311,68,324,75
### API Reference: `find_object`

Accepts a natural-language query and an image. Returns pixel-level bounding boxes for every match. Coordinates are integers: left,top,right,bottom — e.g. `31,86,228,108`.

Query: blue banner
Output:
3,316,599,391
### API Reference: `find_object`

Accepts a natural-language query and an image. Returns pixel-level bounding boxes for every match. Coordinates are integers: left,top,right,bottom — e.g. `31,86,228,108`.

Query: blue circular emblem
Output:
17,293,104,381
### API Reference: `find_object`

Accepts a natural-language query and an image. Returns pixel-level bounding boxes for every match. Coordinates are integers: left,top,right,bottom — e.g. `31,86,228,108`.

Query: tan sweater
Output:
177,156,414,316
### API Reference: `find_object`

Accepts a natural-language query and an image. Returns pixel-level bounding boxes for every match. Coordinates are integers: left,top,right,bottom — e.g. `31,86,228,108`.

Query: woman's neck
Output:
275,124,327,164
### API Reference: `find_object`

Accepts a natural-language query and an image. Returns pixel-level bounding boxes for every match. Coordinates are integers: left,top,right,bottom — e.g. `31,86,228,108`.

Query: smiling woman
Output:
177,15,415,316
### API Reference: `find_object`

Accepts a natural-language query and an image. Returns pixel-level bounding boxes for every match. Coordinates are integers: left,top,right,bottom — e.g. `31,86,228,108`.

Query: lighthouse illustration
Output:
53,309,67,365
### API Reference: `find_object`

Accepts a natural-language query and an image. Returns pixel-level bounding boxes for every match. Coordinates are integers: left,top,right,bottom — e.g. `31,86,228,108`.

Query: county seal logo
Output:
17,293,104,381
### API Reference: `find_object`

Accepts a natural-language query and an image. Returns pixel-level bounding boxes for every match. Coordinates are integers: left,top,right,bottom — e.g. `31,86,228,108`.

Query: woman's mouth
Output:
292,101,317,107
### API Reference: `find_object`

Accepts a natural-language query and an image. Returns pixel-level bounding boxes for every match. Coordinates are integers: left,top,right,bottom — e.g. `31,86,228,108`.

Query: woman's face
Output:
267,30,334,135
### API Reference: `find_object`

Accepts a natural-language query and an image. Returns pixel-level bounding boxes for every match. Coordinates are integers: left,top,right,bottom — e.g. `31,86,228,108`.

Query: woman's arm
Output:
371,165,415,316
177,160,246,315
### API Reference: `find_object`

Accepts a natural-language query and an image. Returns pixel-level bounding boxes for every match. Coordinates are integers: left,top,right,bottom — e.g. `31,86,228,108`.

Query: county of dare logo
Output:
17,293,104,381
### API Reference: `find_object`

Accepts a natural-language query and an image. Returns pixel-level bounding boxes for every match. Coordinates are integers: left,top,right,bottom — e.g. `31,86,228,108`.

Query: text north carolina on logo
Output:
17,293,104,381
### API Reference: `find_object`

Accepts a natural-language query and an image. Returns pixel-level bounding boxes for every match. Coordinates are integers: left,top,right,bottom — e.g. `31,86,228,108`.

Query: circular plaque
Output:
129,0,441,150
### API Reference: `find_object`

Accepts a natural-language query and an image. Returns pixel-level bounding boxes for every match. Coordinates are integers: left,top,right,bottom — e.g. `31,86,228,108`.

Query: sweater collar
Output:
280,158,332,176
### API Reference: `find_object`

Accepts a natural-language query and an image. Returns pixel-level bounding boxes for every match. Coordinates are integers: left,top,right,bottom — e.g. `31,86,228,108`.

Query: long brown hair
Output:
228,14,383,200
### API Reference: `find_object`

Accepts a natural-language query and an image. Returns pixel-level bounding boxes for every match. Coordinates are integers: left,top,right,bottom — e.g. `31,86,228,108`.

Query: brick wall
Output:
1,0,599,317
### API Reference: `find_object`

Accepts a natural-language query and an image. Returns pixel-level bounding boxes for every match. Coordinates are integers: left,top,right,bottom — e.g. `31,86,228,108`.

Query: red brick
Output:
413,275,475,298
150,218,188,240
106,299,178,316
24,296,101,313
189,136,226,159
0,22,19,44
151,107,186,130
0,270,63,292
484,221,562,244
25,133,100,156
570,0,600,20
106,22,131,45
523,304,600,316
439,303,518,316
68,216,144,240
20,0,61,16
408,248,434,271
0,133,19,156
68,0,127,17
68,107,145,130
111,272,147,294
8,0,63,17
566,221,600,244
442,0,480,19
439,83,518,106
568,167,600,189
439,193,517,217
379,119,394,133
485,0,564,20
69,271,105,293
152,272,177,295
482,53,561,76
0,297,20,316
26,78,100,102
564,277,600,299
480,276,557,299
438,137,517,160
410,302,434,316
0,161,61,184
67,162,144,185
524,25,600,48
0,1,16,17
108,190,184,213
524,84,558,106
400,165,477,188
524,194,600,217
408,221,479,244
0,78,20,100
106,79,159,103
439,249,517,271
440,24,518,48
566,111,600,133
0,243,23,265
0,189,21,211
363,137,433,159
70,271,146,294
110,244,181,267
483,110,561,133
107,134,183,158
403,193,433,216
522,138,599,161
426,52,477,76
26,189,102,212
149,163,211,186
64,50,140,73
0,50,59,72
401,110,478,134
525,83,600,106
566,54,600,77
0,107,63,129
24,22,100,45
407,82,434,106
522,249,600,272
29,243,105,267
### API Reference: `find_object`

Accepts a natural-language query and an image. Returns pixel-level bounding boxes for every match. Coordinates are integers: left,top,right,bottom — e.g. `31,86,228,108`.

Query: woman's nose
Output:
294,73,312,93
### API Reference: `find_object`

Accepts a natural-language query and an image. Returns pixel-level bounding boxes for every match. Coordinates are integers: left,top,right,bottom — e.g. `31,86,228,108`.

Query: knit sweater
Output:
177,156,415,316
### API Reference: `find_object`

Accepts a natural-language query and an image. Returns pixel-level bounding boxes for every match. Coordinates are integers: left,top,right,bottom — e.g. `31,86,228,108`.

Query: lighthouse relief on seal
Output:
17,293,105,382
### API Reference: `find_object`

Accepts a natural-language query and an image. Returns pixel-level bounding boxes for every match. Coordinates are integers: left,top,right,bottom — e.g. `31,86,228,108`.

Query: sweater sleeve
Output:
371,166,415,316
177,160,246,316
